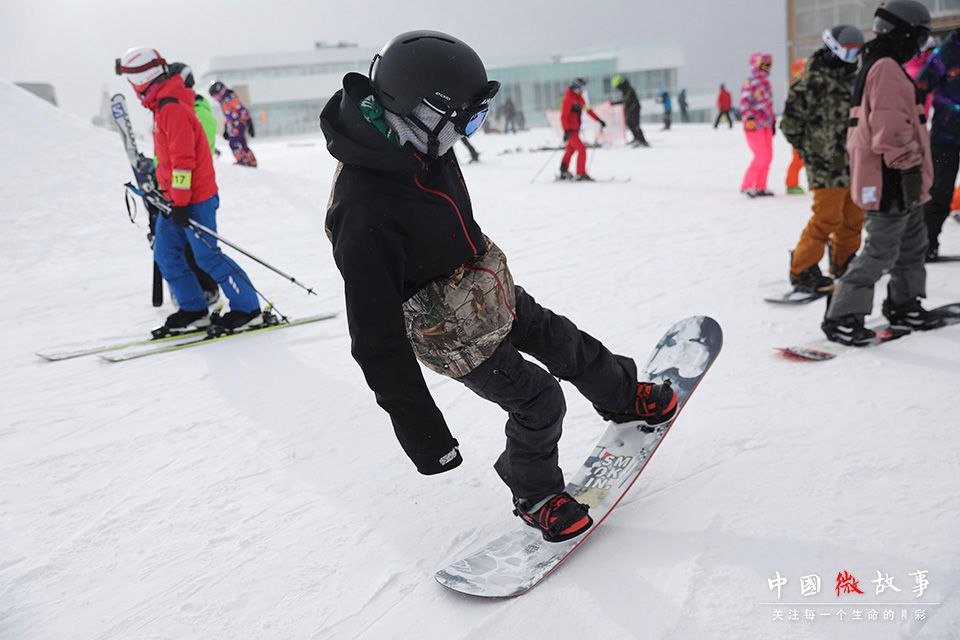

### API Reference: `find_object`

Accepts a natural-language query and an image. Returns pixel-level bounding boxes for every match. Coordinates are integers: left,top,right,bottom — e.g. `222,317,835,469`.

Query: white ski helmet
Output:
115,47,168,91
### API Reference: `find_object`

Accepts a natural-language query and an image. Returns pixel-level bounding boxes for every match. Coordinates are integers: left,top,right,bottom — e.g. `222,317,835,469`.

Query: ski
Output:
435,316,722,597
100,312,338,362
553,176,632,184
37,329,210,362
778,302,960,362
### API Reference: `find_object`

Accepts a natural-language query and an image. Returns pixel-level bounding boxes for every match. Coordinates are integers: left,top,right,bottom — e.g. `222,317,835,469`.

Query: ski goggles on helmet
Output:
822,29,862,64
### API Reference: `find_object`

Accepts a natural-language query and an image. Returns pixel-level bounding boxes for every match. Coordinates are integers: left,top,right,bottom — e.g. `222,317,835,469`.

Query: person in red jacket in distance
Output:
559,78,606,181
714,84,734,128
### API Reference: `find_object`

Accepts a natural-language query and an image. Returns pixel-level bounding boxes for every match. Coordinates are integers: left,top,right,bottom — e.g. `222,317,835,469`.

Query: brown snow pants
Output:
790,187,864,279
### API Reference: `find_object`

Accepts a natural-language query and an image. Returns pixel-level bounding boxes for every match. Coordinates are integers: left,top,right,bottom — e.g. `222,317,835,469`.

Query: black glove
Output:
563,129,573,142
171,205,190,228
222,122,230,140
247,120,255,137
598,119,607,128
900,166,923,210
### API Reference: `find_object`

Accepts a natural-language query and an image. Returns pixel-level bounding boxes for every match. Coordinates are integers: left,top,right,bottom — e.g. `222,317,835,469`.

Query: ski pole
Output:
530,146,560,183
125,183,318,296
188,221,317,296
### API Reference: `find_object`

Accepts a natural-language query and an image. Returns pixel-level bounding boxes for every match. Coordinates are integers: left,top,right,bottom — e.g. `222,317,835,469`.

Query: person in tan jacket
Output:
823,0,944,345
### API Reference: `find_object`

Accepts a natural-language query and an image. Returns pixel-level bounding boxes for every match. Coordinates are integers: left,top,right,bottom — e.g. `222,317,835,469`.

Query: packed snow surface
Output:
1,81,959,639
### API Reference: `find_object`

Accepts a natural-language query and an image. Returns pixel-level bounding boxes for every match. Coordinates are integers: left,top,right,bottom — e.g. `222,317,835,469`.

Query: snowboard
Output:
435,316,723,598
778,302,960,362
927,255,960,263
763,288,830,305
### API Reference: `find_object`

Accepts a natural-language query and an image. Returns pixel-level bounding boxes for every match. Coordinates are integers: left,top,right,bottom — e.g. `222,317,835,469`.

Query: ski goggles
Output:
822,29,862,64
424,80,500,137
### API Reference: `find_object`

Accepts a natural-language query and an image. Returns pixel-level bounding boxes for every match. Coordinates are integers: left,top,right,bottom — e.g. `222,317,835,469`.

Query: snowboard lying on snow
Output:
435,315,723,598
778,302,960,362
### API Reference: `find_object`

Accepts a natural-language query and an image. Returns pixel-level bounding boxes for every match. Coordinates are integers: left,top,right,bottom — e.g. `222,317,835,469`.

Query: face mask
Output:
384,102,465,159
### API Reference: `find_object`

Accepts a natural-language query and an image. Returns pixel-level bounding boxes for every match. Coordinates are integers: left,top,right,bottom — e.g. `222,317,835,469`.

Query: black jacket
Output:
320,73,486,475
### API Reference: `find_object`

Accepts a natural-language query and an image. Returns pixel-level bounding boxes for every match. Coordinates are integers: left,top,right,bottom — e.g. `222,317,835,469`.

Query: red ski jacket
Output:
145,76,218,207
717,87,732,112
560,87,600,132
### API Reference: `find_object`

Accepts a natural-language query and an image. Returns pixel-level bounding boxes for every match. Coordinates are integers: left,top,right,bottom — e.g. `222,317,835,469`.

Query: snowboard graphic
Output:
778,302,960,362
435,315,723,597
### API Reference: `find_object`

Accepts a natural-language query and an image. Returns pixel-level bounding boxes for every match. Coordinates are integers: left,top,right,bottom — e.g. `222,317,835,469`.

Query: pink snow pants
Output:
741,128,774,191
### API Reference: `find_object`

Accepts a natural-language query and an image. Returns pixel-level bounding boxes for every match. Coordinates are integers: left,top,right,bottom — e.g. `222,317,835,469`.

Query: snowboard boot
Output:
830,253,856,279
599,380,679,428
786,186,805,195
575,174,595,182
513,492,593,543
790,264,834,294
212,308,264,333
925,245,939,263
881,298,944,331
821,314,875,346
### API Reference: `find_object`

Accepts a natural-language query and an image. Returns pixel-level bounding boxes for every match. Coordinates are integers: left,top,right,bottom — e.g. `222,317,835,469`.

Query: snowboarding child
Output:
822,1,944,344
915,29,960,262
559,78,606,181
780,25,865,295
115,47,262,332
320,30,677,543
739,53,775,197
714,84,733,128
209,81,258,167
611,75,649,147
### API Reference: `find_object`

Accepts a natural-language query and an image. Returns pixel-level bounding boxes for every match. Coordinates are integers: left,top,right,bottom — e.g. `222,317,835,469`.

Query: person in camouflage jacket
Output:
780,26,865,292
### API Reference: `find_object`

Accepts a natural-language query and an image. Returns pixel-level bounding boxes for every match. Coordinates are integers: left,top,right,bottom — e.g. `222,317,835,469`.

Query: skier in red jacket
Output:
116,47,261,332
714,84,734,128
559,78,606,181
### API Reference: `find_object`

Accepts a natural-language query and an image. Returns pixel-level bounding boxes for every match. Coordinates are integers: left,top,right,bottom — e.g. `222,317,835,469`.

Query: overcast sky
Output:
1,0,786,127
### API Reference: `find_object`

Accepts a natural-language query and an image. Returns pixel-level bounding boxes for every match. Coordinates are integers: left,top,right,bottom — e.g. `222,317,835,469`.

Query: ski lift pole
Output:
187,221,318,296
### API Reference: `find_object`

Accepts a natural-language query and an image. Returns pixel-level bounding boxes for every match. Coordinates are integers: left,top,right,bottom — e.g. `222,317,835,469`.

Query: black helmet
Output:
874,0,932,60
370,30,499,116
209,80,227,100
822,25,865,64
874,0,932,35
168,62,195,89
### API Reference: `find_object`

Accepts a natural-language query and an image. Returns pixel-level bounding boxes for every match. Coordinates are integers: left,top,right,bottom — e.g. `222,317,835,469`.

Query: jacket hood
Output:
144,75,196,111
320,73,422,175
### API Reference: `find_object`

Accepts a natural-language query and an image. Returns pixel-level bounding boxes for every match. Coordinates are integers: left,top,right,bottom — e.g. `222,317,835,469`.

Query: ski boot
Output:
598,380,678,431
558,169,574,181
821,314,876,346
514,492,593,543
754,189,775,197
574,174,595,182
790,264,834,294
210,308,264,335
742,189,758,198
154,308,210,338
881,298,944,331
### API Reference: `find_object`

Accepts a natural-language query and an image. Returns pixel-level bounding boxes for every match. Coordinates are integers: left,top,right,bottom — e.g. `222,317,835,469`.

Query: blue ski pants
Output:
154,194,259,313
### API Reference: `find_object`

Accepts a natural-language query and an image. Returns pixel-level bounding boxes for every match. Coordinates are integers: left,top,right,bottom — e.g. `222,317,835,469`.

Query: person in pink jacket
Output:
822,0,944,345
739,53,775,197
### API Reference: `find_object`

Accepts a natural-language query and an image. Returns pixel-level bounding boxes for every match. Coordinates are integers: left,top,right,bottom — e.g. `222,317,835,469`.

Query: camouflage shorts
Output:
403,237,516,378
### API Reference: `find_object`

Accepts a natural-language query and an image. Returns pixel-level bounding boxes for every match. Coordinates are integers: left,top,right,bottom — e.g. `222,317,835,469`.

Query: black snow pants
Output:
458,287,637,504
924,144,960,252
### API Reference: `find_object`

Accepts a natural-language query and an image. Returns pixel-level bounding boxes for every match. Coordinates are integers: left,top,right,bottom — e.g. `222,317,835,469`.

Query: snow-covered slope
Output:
1,80,958,640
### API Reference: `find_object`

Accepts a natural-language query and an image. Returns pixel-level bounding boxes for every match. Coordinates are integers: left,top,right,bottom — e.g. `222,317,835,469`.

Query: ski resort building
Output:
201,40,688,136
